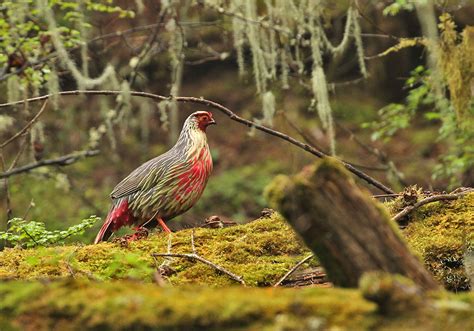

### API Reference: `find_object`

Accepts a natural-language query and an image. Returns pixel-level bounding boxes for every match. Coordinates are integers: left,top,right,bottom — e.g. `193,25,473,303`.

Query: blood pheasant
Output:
94,111,216,243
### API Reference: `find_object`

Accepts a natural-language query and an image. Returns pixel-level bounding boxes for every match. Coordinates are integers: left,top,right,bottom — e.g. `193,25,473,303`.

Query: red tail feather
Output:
94,200,136,243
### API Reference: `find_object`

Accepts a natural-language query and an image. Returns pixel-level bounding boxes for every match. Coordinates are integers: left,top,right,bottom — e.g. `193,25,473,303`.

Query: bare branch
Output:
273,253,314,287
0,90,395,194
392,188,474,222
152,252,246,285
1,100,48,148
0,150,100,179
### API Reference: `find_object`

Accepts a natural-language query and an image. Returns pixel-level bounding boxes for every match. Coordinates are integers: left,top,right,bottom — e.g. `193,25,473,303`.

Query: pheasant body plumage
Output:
94,111,215,243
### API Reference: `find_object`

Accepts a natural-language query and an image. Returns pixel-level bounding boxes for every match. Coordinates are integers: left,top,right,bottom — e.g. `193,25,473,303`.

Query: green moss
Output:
264,168,473,291
0,214,311,287
2,192,472,291
1,279,473,331
0,280,374,330
403,193,474,291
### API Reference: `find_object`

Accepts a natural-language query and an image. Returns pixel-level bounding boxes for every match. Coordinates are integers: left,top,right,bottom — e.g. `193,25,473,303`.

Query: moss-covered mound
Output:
1,279,473,331
403,193,474,291
0,194,472,291
0,213,312,286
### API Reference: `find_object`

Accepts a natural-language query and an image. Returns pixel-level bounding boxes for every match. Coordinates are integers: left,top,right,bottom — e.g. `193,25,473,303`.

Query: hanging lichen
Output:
6,75,21,105
36,0,118,90
352,9,368,78
262,91,276,126
158,100,171,131
201,1,366,154
46,65,60,110
0,115,15,133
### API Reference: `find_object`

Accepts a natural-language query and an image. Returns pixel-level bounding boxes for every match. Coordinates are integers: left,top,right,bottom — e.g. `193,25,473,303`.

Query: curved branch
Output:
0,150,100,179
392,188,473,222
0,100,48,148
0,90,395,194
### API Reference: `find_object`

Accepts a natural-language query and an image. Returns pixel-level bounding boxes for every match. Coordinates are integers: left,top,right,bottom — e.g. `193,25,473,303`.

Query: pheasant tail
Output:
94,200,135,243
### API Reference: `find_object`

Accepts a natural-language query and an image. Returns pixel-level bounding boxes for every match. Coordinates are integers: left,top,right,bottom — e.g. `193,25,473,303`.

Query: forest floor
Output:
0,193,473,330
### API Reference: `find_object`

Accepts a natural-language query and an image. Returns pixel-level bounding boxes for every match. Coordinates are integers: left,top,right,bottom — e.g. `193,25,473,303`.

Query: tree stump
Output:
269,158,439,290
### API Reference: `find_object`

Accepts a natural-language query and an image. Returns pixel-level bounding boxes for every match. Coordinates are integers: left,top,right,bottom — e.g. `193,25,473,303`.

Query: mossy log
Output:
268,158,439,290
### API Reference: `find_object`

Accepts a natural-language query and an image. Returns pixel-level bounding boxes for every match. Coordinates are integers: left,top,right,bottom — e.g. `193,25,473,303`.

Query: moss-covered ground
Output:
1,194,472,289
402,192,474,291
0,194,472,330
1,279,474,331
0,213,311,286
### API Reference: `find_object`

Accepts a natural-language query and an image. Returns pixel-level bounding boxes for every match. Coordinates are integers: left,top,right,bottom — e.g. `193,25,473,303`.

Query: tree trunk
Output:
274,157,439,290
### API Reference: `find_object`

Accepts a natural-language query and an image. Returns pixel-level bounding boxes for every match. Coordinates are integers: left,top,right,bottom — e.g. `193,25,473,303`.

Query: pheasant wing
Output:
110,150,178,200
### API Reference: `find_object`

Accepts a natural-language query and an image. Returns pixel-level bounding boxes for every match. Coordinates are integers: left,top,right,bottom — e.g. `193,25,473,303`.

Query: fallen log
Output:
269,157,439,290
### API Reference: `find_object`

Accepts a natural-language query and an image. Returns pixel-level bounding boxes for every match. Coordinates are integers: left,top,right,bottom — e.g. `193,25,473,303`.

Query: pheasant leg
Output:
157,218,172,233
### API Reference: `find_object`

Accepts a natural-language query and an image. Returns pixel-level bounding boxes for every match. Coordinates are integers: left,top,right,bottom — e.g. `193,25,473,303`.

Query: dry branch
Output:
151,230,246,286
273,253,314,287
0,100,48,148
274,158,439,290
152,252,246,285
392,188,474,222
0,90,395,194
0,150,100,179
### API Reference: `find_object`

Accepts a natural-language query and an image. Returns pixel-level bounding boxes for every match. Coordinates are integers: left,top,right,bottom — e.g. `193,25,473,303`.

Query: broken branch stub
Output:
270,157,438,290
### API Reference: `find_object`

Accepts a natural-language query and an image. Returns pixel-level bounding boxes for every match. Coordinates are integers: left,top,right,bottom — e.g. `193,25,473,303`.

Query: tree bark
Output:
274,157,439,290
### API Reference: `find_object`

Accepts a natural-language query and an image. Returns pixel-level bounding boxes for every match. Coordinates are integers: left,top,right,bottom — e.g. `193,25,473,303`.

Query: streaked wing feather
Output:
110,150,176,200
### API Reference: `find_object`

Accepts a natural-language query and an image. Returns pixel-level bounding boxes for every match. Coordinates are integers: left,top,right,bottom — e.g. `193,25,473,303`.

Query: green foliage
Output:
364,66,431,142
366,62,473,186
0,0,132,89
383,0,415,16
0,216,99,248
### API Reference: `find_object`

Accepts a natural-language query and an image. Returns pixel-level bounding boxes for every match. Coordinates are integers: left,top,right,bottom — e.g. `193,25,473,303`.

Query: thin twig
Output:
22,199,35,219
0,150,100,179
1,100,48,148
373,193,401,198
337,122,407,186
191,229,196,254
0,90,395,194
153,230,245,285
7,135,30,171
392,189,474,222
281,112,387,172
20,227,40,247
273,253,314,287
153,252,246,285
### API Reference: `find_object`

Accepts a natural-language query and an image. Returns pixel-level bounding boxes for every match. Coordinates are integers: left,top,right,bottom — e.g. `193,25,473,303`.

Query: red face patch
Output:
195,112,216,131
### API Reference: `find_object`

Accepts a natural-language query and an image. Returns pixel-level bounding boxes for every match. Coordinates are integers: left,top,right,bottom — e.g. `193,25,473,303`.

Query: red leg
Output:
157,218,172,233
